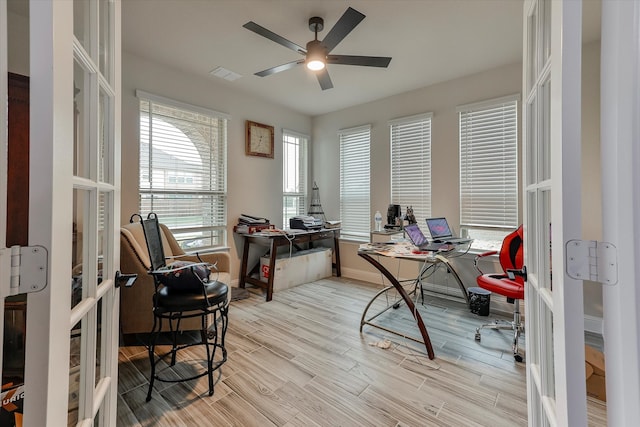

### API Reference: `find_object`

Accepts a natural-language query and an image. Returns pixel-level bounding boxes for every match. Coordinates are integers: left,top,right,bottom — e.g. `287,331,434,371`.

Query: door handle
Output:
115,271,137,288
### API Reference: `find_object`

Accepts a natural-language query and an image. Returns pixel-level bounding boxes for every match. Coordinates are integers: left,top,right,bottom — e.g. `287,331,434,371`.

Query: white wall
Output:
312,62,523,233
312,42,603,323
121,53,311,279
581,41,603,320
8,10,29,75
9,17,604,322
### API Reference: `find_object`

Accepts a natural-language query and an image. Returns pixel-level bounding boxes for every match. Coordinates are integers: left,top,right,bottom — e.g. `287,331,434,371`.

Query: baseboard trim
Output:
584,314,603,335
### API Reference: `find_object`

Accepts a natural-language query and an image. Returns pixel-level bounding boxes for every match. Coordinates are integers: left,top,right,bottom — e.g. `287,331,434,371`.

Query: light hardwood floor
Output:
116,277,607,426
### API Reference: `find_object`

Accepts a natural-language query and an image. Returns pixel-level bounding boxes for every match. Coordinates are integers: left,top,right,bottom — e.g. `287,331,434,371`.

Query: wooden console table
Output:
237,228,341,301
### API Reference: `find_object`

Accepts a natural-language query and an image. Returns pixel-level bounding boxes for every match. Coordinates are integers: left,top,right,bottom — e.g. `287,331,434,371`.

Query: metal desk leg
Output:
358,252,435,360
266,239,277,302
239,236,250,289
333,233,341,277
434,254,470,305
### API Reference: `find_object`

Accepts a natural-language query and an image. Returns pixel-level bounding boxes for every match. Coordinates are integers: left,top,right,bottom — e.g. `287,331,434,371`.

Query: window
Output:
283,129,308,228
459,95,519,250
390,113,432,230
339,125,371,240
137,90,229,250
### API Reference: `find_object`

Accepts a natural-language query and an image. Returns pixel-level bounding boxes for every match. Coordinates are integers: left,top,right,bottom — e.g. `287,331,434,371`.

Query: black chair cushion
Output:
153,260,211,291
154,281,228,312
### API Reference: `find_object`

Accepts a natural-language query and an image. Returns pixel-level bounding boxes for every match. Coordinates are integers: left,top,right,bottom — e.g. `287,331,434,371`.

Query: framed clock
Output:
246,120,274,158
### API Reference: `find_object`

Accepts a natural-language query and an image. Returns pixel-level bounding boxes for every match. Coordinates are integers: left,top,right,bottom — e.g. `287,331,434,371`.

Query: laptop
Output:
425,217,473,244
403,224,445,251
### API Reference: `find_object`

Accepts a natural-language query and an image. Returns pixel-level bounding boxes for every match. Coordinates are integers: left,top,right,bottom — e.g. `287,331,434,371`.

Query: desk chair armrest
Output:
474,250,498,275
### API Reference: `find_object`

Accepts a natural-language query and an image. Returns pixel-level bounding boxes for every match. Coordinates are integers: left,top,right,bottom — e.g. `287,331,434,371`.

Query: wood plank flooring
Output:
117,277,608,426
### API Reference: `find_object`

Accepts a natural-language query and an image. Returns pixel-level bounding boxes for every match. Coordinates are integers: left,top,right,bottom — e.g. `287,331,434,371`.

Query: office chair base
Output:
475,319,524,362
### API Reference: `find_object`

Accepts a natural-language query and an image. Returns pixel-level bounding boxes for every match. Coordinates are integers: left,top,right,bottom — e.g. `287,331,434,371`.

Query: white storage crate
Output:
260,248,332,292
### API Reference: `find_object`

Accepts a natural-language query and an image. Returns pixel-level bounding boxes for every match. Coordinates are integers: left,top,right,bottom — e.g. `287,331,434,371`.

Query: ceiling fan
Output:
243,7,392,90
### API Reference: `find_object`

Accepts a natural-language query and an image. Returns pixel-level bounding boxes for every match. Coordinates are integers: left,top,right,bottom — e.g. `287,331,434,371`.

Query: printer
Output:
289,215,323,230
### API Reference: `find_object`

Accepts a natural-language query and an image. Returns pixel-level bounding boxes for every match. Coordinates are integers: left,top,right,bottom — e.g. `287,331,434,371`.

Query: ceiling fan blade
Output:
243,21,306,54
316,69,334,90
327,55,392,68
255,60,305,77
321,7,365,53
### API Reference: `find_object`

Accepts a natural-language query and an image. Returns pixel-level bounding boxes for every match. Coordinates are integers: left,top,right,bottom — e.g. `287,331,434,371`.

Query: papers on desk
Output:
359,242,443,260
360,242,420,257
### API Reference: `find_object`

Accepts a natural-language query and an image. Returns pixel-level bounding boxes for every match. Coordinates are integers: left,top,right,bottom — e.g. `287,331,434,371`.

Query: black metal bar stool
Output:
133,213,229,402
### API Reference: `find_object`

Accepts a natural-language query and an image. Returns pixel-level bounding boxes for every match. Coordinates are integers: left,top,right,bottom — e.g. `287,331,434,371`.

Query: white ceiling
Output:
11,1,601,117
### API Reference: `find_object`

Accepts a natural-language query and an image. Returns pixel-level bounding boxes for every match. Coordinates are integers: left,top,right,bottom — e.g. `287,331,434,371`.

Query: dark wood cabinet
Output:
3,73,30,387
7,72,29,247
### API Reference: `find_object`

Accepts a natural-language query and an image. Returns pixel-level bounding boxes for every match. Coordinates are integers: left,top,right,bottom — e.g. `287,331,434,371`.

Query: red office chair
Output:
473,225,525,362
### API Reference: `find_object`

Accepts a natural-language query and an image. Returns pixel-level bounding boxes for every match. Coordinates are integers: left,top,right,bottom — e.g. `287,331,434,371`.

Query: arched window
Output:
138,91,228,249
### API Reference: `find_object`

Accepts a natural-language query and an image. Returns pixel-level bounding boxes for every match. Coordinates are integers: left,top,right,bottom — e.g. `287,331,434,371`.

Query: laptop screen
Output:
404,224,428,246
425,217,453,239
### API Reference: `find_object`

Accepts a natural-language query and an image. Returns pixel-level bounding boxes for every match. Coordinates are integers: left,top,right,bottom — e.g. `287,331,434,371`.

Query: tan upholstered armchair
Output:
119,221,231,336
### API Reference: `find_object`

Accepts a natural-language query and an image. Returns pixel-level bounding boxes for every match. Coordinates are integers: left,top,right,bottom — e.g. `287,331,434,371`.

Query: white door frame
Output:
0,0,8,388
23,1,75,424
523,0,587,425
22,1,121,425
548,0,587,423
600,0,640,424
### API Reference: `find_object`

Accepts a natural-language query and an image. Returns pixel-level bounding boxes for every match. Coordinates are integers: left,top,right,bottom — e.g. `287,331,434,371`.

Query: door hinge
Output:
1,245,49,296
566,240,618,285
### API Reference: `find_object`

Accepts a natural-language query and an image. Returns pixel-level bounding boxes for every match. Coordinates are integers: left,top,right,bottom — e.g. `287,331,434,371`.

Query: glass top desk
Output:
357,241,472,360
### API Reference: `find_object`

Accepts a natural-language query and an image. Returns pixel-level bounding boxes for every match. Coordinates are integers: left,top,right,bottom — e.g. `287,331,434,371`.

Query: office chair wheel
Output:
475,329,481,341
514,354,523,363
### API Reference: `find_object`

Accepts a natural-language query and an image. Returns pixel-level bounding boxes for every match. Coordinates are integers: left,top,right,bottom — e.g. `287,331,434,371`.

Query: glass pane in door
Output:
95,299,103,387
73,0,90,52
541,78,552,181
68,320,82,427
527,2,538,92
526,97,538,186
542,0,552,65
99,0,111,82
98,192,107,288
541,299,555,399
98,85,115,185
72,189,87,309
74,61,90,179
541,189,552,290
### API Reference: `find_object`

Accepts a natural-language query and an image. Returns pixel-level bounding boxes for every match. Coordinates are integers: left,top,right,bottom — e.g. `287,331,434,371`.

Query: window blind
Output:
283,129,308,228
390,113,432,230
138,92,228,249
459,96,518,229
339,125,371,239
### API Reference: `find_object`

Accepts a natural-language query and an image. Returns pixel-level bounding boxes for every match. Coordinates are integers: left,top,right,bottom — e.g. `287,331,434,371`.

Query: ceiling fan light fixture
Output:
306,58,325,71
306,40,326,71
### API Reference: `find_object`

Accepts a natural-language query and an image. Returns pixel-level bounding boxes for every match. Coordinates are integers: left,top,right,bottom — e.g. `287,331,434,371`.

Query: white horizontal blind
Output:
283,129,308,228
138,94,228,249
459,96,518,229
390,113,432,230
339,125,371,239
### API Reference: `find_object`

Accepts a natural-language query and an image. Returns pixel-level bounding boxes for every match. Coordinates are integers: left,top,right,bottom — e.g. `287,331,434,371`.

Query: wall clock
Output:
246,120,274,158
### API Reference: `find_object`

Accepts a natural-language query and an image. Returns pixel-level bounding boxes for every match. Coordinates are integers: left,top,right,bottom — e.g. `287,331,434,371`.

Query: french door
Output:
0,0,8,403
1,1,122,426
523,0,587,425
